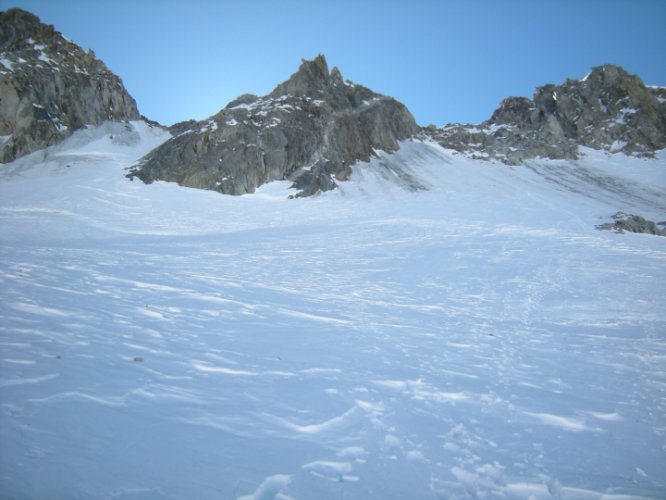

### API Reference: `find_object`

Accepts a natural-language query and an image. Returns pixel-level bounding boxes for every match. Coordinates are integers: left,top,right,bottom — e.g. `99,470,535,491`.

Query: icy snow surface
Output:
1,122,665,499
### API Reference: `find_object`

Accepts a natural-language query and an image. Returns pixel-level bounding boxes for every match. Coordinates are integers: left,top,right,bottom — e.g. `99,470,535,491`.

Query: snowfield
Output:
1,121,665,499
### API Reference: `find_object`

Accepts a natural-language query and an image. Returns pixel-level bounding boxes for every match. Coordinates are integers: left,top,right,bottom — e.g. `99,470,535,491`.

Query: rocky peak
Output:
0,8,140,163
582,64,643,89
272,54,332,96
129,55,419,197
1,8,45,44
330,66,344,84
487,96,535,126
428,64,666,164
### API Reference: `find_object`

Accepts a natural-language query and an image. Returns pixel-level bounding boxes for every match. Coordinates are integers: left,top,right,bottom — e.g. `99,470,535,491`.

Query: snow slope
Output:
1,122,665,499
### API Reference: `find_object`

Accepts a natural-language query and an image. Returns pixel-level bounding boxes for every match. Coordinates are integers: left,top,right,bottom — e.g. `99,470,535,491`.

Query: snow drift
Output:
1,121,665,499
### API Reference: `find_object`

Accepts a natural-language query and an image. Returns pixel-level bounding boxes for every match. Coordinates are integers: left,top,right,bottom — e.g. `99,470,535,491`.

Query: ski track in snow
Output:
1,122,665,498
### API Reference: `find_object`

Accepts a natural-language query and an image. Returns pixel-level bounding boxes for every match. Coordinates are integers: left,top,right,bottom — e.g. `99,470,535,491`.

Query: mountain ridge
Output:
428,64,666,165
1,8,664,198
130,57,665,196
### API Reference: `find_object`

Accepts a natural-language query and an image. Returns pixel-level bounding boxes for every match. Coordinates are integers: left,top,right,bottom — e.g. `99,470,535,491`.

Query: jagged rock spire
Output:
272,54,333,96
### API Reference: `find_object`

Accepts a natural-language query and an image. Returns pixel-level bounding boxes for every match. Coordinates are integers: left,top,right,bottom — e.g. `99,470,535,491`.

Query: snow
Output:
229,102,256,112
610,139,628,152
37,51,53,64
0,56,14,71
599,99,608,114
230,95,296,115
1,122,665,499
199,120,218,133
486,123,516,134
614,107,639,125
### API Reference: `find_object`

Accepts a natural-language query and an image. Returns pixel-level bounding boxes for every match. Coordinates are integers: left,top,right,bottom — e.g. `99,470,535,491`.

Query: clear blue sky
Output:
4,0,665,126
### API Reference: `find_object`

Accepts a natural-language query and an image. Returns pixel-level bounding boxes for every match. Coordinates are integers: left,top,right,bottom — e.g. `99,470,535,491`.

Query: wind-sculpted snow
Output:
1,122,665,498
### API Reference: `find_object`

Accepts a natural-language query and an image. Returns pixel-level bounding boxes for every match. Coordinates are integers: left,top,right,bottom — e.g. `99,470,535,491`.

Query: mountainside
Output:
1,9,666,499
128,55,419,197
1,121,666,499
129,59,666,197
2,8,663,198
0,8,140,163
427,64,666,165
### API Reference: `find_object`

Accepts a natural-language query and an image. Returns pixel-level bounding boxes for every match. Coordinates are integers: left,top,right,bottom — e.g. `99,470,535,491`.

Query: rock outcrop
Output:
596,212,666,236
427,65,666,164
0,8,140,163
128,55,419,197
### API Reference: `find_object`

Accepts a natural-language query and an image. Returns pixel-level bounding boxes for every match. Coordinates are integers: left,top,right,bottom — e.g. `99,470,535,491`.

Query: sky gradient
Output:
4,0,666,127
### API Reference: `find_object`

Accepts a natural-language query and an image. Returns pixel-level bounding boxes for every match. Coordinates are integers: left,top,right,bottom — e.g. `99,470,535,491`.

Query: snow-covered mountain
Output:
1,7,666,500
1,118,665,499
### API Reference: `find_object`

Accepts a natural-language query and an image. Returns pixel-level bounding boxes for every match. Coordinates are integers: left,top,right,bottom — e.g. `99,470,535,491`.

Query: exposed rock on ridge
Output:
128,54,419,196
0,8,140,163
427,65,666,164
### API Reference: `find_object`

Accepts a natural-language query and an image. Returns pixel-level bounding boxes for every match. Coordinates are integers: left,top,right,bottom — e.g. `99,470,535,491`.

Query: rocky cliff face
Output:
0,8,140,163
128,55,419,197
427,65,666,165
